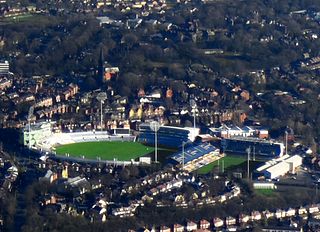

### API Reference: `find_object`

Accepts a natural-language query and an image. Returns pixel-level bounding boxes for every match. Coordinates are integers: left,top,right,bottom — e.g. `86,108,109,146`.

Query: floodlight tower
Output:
150,121,160,163
96,92,108,131
246,146,251,180
27,106,34,149
182,141,186,170
190,99,197,130
285,130,288,155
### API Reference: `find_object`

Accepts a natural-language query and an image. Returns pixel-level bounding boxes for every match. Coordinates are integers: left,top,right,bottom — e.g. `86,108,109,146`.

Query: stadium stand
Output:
23,122,144,164
138,123,199,148
221,137,285,157
45,132,135,148
170,143,221,172
30,129,135,152
23,121,53,148
170,143,215,164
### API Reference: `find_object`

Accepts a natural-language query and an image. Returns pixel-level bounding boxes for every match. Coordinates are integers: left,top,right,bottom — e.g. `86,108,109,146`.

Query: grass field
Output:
197,155,247,174
1,13,34,23
55,141,154,161
255,189,276,197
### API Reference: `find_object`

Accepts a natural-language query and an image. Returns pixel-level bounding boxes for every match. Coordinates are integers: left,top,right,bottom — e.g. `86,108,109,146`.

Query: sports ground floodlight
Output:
96,92,108,131
246,146,251,180
150,121,160,163
27,105,34,149
190,99,197,130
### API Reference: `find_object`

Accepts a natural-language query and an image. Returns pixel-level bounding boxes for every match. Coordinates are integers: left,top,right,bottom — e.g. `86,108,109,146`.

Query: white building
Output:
0,61,9,74
253,182,277,189
285,155,303,173
213,218,224,228
209,124,269,139
251,211,262,221
308,205,319,214
256,155,303,179
239,214,251,224
286,208,296,217
264,162,290,179
209,125,255,138
225,216,236,226
262,210,274,219
275,209,286,219
298,207,307,215
186,221,197,231
23,121,53,148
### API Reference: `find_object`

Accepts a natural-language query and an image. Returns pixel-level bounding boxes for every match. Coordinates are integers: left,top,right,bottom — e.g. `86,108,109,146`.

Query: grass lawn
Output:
1,13,34,23
55,141,154,161
197,155,247,174
255,188,276,197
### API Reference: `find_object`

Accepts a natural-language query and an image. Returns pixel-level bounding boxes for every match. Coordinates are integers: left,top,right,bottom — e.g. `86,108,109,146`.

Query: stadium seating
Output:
221,137,284,157
170,143,218,164
38,131,136,152
138,124,198,148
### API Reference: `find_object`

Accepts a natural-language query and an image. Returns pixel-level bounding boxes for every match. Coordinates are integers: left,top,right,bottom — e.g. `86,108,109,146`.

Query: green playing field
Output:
196,156,247,174
54,141,154,161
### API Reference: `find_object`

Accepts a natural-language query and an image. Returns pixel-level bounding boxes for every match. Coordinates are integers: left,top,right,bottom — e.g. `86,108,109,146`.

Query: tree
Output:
128,165,139,177
120,168,130,181
167,64,186,80
122,33,138,52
